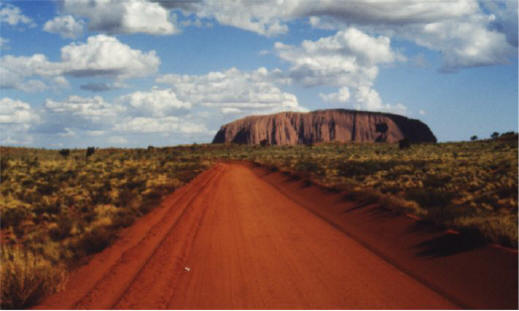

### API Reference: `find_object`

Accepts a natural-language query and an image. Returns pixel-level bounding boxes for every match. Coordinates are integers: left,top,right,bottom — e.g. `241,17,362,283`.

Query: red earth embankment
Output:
36,163,517,309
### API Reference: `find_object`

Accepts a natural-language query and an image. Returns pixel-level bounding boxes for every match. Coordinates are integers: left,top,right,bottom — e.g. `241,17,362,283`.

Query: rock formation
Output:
212,109,436,145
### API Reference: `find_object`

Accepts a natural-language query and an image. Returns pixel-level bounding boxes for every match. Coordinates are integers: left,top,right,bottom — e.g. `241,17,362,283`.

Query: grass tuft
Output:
1,245,67,309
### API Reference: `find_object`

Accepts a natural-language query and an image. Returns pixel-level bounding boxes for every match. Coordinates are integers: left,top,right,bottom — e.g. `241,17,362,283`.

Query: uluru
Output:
212,109,436,145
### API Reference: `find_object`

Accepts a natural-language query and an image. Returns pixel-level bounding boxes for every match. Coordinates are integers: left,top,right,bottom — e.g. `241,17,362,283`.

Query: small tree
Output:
470,135,478,141
399,138,411,149
491,132,499,139
260,139,269,147
59,149,70,158
86,147,95,158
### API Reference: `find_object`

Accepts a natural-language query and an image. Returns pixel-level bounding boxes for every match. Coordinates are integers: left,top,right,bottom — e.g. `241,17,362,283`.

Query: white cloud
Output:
53,76,70,89
114,116,208,134
320,87,350,103
0,37,8,49
59,128,76,137
480,0,518,47
0,3,34,27
275,27,406,114
63,0,178,35
156,67,303,114
44,95,125,122
0,35,159,92
0,54,60,91
120,88,191,117
405,16,514,71
184,0,515,70
320,86,407,115
221,107,242,114
187,0,479,36
276,28,407,114
275,27,402,87
193,0,289,36
0,97,39,124
44,15,85,39
107,136,127,145
61,35,160,78
0,97,39,145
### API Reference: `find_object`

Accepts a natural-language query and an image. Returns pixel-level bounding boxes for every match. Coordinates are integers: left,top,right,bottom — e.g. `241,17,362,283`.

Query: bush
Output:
86,147,95,158
405,188,455,209
399,138,411,149
58,149,70,158
1,246,67,309
1,206,29,229
75,226,113,256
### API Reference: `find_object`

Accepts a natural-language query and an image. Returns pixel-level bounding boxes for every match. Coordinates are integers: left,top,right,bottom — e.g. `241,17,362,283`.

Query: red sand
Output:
36,163,517,309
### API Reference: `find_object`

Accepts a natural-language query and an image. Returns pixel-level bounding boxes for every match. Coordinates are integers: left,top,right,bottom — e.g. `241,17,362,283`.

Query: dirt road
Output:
38,163,458,309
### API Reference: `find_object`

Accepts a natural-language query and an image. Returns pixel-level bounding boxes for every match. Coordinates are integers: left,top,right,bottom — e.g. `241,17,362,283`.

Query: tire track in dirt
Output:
112,166,224,309
37,164,224,309
38,163,460,309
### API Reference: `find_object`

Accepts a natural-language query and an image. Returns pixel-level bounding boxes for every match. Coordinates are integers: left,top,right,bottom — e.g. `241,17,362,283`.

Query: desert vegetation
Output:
0,146,211,308
1,135,517,308
238,134,518,248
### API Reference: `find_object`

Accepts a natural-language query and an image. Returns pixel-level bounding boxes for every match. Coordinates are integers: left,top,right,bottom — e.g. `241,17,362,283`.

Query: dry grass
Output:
1,245,67,309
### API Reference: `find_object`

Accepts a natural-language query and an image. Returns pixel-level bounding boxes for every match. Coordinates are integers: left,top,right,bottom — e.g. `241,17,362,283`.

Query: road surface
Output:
38,163,456,309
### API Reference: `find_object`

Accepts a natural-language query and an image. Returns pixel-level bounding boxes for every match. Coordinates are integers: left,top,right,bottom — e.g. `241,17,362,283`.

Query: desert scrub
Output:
0,146,214,307
214,137,518,247
0,245,67,309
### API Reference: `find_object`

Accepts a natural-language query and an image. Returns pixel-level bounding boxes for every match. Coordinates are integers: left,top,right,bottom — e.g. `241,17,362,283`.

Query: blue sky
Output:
1,0,517,147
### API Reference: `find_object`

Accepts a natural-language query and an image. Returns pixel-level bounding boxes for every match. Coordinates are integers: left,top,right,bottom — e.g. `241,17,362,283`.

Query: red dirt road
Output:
38,163,460,309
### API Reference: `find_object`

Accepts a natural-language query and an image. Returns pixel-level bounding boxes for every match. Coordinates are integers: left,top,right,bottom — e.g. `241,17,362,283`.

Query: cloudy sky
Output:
1,0,517,147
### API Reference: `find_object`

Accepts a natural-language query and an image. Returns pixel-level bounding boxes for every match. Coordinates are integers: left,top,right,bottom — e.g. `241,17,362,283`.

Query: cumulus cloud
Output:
114,116,208,134
320,86,407,115
0,54,59,92
44,95,126,122
156,67,303,115
120,88,191,117
275,27,402,87
180,0,480,36
275,28,407,114
61,35,160,78
391,15,514,71
178,0,515,70
44,15,84,39
0,3,34,27
31,66,304,142
63,0,178,35
320,87,350,103
483,0,518,47
299,1,515,70
0,97,39,124
192,0,289,36
0,35,159,92
0,97,39,145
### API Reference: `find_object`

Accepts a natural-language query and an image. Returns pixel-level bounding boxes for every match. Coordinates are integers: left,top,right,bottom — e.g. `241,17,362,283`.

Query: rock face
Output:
212,109,436,145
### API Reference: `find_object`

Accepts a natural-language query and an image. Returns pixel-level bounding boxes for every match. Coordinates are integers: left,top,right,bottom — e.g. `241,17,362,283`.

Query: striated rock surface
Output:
212,109,436,145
